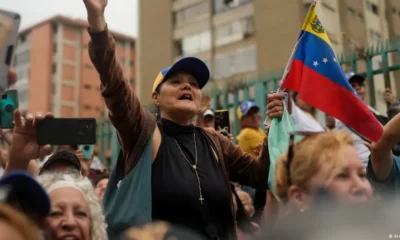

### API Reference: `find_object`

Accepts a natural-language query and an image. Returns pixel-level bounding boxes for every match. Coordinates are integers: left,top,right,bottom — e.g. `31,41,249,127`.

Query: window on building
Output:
53,43,57,53
52,24,58,35
367,2,379,15
174,40,183,56
181,31,211,55
19,34,27,43
84,64,92,69
358,13,364,22
52,63,57,74
130,60,134,67
83,84,91,89
130,78,135,85
347,7,355,16
84,105,92,110
214,47,257,78
214,17,255,47
224,0,239,7
214,0,252,13
174,2,209,26
392,8,397,15
14,51,30,66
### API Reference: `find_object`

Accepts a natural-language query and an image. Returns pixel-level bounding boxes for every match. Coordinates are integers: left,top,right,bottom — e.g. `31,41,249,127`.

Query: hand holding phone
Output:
214,110,230,136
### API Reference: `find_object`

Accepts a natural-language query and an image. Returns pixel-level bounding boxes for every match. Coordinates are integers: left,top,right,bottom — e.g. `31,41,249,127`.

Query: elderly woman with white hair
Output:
37,172,107,240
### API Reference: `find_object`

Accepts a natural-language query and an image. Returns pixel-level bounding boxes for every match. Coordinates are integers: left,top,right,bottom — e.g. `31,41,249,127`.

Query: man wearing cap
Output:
83,0,270,238
236,101,266,157
38,149,82,176
335,72,387,167
202,109,215,128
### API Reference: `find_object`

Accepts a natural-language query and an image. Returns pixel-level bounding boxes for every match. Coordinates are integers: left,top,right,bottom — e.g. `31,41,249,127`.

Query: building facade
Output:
13,15,136,118
138,0,400,114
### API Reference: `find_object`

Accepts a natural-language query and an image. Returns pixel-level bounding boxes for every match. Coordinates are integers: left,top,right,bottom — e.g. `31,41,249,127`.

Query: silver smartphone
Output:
0,9,21,95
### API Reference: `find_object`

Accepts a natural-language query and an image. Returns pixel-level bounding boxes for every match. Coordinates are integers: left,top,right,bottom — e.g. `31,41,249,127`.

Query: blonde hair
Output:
0,203,40,240
275,131,354,203
37,173,107,240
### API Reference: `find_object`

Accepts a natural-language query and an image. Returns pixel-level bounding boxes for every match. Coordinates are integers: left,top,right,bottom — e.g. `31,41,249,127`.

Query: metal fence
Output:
96,40,400,165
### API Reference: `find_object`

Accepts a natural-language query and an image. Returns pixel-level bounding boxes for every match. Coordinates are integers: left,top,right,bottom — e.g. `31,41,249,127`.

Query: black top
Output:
151,119,234,239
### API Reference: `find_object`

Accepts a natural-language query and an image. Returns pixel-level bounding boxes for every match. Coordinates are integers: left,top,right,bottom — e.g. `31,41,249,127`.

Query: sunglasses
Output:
286,131,324,186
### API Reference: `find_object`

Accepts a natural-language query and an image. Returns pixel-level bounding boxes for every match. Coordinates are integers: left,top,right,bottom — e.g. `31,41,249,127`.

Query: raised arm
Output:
370,113,400,180
83,0,148,154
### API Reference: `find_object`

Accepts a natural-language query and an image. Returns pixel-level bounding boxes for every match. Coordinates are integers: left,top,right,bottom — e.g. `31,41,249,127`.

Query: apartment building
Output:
138,0,400,114
13,15,136,118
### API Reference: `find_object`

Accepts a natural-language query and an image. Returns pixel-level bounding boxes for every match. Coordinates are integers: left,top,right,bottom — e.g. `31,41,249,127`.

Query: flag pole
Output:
277,1,317,92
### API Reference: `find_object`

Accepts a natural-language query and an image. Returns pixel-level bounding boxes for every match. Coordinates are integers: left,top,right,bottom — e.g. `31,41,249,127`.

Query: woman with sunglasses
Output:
275,131,374,212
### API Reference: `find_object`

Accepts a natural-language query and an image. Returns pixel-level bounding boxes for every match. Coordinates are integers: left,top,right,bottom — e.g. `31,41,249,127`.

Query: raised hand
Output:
266,92,284,118
5,110,54,172
82,0,108,32
384,88,396,105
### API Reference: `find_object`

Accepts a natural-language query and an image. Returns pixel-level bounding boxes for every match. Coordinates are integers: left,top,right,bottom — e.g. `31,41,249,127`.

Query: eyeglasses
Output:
286,131,324,186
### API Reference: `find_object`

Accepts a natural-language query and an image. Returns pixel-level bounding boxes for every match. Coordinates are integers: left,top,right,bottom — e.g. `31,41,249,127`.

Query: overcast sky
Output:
0,0,138,36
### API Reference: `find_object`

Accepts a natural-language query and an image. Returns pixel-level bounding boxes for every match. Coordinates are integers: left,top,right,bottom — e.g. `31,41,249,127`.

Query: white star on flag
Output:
333,57,337,62
313,61,319,67
323,58,328,63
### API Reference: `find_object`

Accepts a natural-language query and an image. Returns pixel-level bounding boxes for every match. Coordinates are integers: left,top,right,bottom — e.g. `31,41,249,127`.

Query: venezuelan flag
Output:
281,1,383,142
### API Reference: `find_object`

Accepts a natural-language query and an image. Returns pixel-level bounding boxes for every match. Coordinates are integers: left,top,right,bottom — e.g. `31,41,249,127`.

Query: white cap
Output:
203,109,214,117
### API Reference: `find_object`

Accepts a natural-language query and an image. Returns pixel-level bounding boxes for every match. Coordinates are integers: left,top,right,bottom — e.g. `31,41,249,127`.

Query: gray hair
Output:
37,173,107,240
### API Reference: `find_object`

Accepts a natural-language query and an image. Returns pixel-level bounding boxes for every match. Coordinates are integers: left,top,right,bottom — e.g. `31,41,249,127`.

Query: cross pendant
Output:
199,196,204,205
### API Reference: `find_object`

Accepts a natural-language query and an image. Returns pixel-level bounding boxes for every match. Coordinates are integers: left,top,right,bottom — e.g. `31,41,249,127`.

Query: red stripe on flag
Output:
283,60,383,142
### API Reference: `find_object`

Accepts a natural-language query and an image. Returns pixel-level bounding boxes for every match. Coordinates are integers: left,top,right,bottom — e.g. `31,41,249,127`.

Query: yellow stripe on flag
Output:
301,1,332,48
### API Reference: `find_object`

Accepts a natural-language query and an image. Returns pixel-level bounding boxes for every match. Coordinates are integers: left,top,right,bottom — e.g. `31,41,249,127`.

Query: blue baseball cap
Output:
237,101,259,119
0,170,50,219
152,57,210,92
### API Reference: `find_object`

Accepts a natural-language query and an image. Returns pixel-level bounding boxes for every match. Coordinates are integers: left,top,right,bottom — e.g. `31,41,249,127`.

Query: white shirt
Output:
90,156,104,170
335,105,380,167
290,99,325,132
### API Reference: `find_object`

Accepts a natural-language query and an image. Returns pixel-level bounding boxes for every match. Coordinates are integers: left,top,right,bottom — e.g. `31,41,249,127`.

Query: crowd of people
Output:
2,0,400,239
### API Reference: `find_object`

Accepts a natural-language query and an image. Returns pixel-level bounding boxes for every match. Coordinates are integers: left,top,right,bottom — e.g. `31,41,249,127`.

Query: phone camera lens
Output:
84,145,90,151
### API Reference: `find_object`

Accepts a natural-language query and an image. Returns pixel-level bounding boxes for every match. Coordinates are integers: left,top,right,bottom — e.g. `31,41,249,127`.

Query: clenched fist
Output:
83,0,108,32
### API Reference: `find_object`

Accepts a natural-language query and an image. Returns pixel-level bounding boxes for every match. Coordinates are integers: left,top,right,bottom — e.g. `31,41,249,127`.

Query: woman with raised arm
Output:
82,1,280,239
